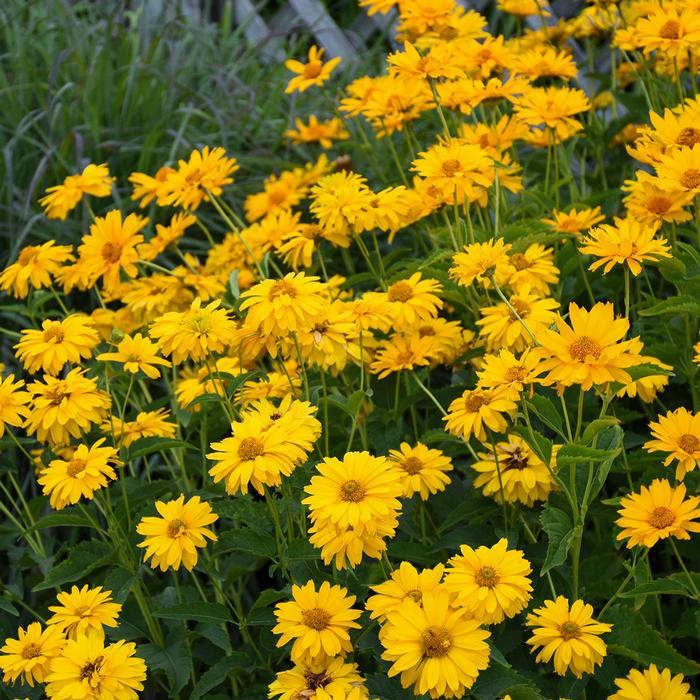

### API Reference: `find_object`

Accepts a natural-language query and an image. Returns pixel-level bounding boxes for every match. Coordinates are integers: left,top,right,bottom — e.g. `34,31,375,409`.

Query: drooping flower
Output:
644,407,700,481
39,163,114,220
387,442,452,499
0,622,66,687
47,585,122,640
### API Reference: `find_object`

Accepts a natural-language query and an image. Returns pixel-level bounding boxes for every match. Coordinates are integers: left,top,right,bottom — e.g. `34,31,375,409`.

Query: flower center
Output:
441,158,462,177
422,625,451,658
269,279,297,299
648,506,675,529
166,518,186,538
658,19,680,39
418,325,435,337
646,195,671,214
680,168,700,190
188,312,212,334
340,479,366,502
22,643,42,659
302,63,323,79
387,281,413,303
43,325,65,343
475,565,500,588
301,607,331,630
268,186,288,205
46,385,69,406
505,365,528,382
464,392,489,413
79,656,104,686
73,605,90,617
405,588,423,603
66,459,87,477
101,241,123,264
237,437,265,461
503,447,529,470
402,456,423,475
509,253,531,271
678,433,700,453
184,168,203,185
569,336,603,362
18,247,39,266
305,671,330,690
559,621,580,641
677,127,700,148
509,297,531,318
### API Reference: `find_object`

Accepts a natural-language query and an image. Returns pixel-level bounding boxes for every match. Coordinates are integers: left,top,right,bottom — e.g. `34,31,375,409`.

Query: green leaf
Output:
639,295,700,317
581,417,620,445
606,605,700,675
525,395,565,437
34,540,113,591
153,602,231,623
190,653,250,700
25,510,93,533
0,598,19,616
126,437,194,460
556,443,616,466
228,269,240,300
620,579,693,599
287,538,319,561
251,588,288,611
540,507,576,575
472,666,545,700
216,529,277,559
141,632,191,695
586,425,623,507
513,426,552,466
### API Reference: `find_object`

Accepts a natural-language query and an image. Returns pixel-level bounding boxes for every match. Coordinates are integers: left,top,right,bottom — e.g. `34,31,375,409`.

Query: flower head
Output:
444,387,518,442
98,333,171,379
269,657,370,700
0,240,74,298
39,163,114,220
644,407,700,481
103,408,177,448
609,664,694,700
47,585,122,640
449,238,511,288
284,115,350,149
0,374,31,438
285,45,342,94
0,622,65,687
387,442,452,499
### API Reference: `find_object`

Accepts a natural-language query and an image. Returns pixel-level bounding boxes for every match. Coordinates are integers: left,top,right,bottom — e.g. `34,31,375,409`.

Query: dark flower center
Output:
422,625,451,658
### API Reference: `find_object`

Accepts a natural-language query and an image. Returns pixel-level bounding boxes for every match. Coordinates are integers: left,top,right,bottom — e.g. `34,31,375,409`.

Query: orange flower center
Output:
475,565,500,588
649,506,675,529
302,63,323,79
503,447,529,470
184,168,203,185
166,518,186,538
269,279,297,299
441,158,462,177
22,643,42,659
387,281,413,302
505,365,528,383
658,19,680,39
422,625,451,658
509,253,531,271
43,326,65,343
237,437,265,461
569,336,603,362
101,241,123,264
66,459,87,477
559,621,580,640
268,187,288,205
464,393,489,413
402,456,423,475
301,607,331,630
680,168,700,190
678,433,700,453
509,297,531,319
340,479,366,502
677,127,700,148
395,350,416,365
18,247,39,265
646,196,671,215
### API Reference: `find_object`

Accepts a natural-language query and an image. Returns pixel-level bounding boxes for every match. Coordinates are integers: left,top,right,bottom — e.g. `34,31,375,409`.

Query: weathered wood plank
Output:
286,0,359,60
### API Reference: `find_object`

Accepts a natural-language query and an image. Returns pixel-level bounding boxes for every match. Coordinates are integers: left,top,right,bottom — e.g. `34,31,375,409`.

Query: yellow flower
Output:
284,115,349,149
388,41,465,81
656,143,700,196
309,171,374,237
244,171,306,222
137,212,196,260
102,408,177,448
371,334,434,378
97,333,171,379
380,590,491,698
631,6,700,58
622,175,693,225
387,442,452,499
542,206,605,236
269,657,370,700
285,45,342,94
15,314,100,375
526,597,611,678
444,538,533,624
25,368,111,446
615,478,700,548
367,272,443,330
404,316,465,365
272,581,361,663
512,46,576,80
47,585,121,640
501,243,560,295
579,217,671,276
38,439,120,510
128,165,175,207
366,561,445,622
536,302,641,391
0,622,65,687
136,494,218,571
514,86,590,141
609,664,694,700
0,374,31,438
472,434,556,507
149,297,236,364
45,633,146,700
39,163,114,220
476,347,543,394
0,240,74,299
444,386,517,442
76,210,148,293
449,238,511,287
644,407,700,480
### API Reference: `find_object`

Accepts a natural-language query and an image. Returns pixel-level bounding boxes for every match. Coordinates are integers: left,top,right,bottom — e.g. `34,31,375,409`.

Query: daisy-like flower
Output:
615,478,700,548
128,165,175,207
38,439,120,510
406,317,464,365
380,590,491,699
156,146,239,210
0,374,31,437
97,333,171,379
526,597,611,678
245,171,307,223
15,314,100,375
444,539,532,624
285,45,341,94
370,334,434,378
644,407,700,481
387,442,452,499
388,41,464,82
269,657,370,700
103,408,177,448
76,210,148,293
272,581,361,663
609,664,694,700
514,86,590,141
444,387,518,442
45,633,146,700
579,218,671,276
239,273,327,340
0,622,65,687
623,175,693,225
476,348,543,395
136,494,218,571
631,6,700,58
366,561,445,622
542,206,605,236
656,143,700,197
25,368,111,446
47,585,121,640
536,302,642,391
0,240,74,298
39,163,114,220
449,238,511,287
512,46,576,80
137,212,196,260
149,297,236,364
472,435,556,507
501,243,559,295
308,171,374,237
284,115,350,149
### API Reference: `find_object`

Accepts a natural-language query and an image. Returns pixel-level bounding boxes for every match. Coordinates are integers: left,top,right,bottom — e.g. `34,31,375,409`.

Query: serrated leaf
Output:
540,507,576,575
153,602,231,623
639,295,700,317
141,632,191,695
190,653,249,700
513,425,553,466
34,540,113,591
556,443,615,466
620,579,692,599
216,529,277,559
526,395,565,437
